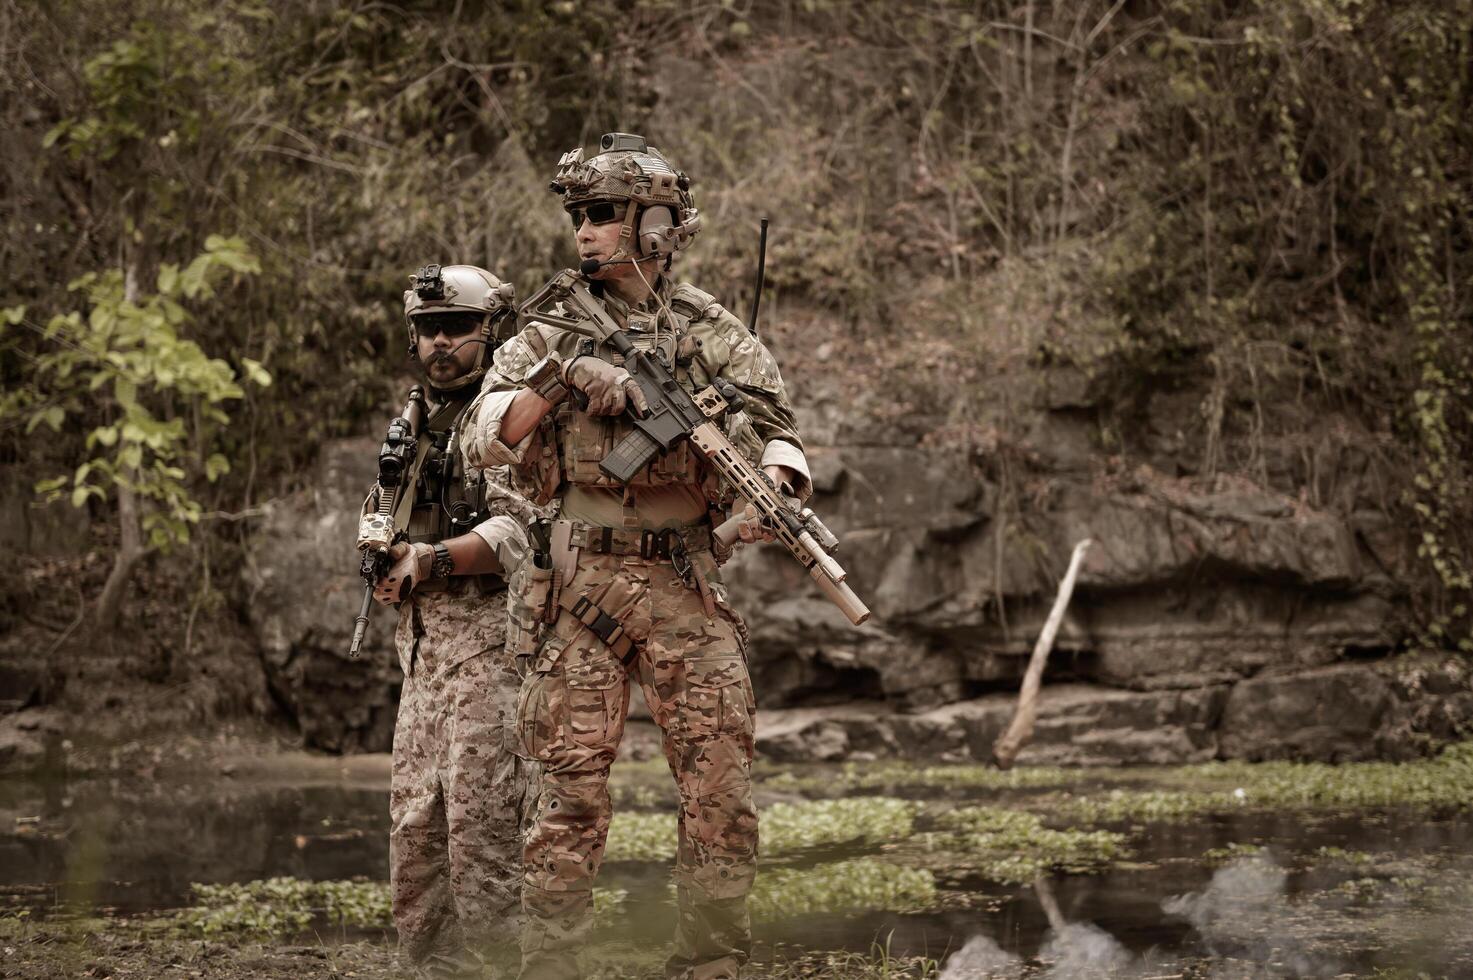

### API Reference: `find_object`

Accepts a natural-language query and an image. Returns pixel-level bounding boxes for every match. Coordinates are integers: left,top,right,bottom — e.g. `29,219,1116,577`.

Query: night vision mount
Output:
413,264,445,301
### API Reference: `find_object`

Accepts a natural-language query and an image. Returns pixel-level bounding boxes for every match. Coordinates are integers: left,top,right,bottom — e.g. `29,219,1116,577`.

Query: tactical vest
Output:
551,284,761,501
404,393,502,594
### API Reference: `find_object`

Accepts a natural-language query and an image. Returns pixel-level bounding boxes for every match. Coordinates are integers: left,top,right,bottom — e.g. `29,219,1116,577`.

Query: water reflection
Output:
0,777,387,913
3,764,1473,977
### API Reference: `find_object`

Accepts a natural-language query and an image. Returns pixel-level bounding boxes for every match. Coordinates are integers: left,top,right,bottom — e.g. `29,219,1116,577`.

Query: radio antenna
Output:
748,217,769,338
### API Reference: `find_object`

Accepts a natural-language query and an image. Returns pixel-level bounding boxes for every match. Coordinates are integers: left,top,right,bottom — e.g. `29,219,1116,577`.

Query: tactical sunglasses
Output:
417,312,483,339
569,200,624,229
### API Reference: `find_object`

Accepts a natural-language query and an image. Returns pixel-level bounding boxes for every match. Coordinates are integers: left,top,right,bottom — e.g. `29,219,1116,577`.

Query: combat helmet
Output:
549,132,702,266
402,263,517,393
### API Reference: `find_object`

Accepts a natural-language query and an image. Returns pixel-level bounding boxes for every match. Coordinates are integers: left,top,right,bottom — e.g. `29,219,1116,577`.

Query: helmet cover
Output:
550,133,701,260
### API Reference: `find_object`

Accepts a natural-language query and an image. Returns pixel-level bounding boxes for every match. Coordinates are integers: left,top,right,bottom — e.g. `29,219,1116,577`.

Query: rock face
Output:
246,360,1456,763
243,438,400,753
755,658,1472,766
717,359,1443,764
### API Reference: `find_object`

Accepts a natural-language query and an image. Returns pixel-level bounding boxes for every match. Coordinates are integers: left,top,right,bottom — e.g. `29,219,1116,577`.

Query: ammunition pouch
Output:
557,402,701,489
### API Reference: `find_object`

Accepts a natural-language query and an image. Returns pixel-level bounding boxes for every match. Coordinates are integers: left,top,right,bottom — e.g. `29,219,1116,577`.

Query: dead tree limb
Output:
992,538,1092,770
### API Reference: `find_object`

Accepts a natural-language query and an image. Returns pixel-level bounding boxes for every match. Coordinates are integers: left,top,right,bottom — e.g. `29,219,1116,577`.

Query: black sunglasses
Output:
417,312,484,339
569,200,624,229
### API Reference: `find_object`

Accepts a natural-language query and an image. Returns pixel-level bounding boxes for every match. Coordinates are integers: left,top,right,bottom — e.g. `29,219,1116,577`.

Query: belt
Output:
565,522,710,562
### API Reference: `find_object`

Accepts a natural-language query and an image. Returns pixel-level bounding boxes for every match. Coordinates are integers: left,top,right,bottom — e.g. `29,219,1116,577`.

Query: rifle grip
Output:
714,513,744,548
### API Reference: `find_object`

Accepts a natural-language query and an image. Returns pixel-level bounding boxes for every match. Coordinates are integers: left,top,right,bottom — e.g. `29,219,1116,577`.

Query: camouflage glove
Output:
564,356,650,417
372,541,435,606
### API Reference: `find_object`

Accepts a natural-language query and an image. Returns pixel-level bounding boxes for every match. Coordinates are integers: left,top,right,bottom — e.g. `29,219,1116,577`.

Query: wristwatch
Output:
526,353,569,405
431,542,455,579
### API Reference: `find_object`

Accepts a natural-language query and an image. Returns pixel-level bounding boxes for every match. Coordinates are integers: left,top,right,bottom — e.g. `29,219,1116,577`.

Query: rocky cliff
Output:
240,342,1472,765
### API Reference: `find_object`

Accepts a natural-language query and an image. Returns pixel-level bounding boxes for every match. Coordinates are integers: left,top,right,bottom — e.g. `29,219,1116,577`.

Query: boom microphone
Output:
580,256,644,276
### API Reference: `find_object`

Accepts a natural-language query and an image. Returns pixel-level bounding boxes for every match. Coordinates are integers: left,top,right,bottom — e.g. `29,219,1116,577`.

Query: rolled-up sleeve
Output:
460,328,548,473
460,388,531,469
760,438,811,495
469,514,528,575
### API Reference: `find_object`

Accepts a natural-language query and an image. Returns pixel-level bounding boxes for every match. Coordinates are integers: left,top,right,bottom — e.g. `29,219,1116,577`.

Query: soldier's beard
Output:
424,352,470,386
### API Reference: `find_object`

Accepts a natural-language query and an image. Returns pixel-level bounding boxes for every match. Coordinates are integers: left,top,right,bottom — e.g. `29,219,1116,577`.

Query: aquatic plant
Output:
928,807,1130,883
760,798,916,852
759,761,1101,796
605,797,917,863
748,859,937,920
179,877,390,937
1063,742,1473,824
604,810,679,862
1202,843,1271,866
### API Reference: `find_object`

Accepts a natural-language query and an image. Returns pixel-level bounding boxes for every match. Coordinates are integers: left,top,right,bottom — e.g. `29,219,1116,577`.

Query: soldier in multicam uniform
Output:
459,133,811,980
369,264,541,979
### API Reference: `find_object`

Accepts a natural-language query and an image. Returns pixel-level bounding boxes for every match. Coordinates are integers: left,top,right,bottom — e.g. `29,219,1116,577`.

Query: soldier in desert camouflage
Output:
368,264,540,979
460,134,811,980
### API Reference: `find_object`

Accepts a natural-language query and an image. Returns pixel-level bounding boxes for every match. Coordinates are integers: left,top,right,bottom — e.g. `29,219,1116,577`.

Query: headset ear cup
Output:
638,205,677,258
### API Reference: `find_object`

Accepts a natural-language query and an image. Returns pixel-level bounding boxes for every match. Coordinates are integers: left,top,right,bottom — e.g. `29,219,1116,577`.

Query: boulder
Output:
1218,663,1394,762
243,437,400,753
0,708,65,775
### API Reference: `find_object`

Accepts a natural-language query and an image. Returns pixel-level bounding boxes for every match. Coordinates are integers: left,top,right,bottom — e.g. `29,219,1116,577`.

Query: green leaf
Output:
156,263,180,295
42,122,70,149
25,406,65,433
34,476,68,495
241,357,273,387
205,453,230,482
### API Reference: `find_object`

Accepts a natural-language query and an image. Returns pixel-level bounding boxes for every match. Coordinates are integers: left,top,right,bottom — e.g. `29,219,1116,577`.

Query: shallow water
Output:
4,758,1472,977
0,777,387,913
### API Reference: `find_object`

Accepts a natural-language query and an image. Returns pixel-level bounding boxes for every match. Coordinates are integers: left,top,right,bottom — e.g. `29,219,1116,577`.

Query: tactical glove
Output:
564,356,650,418
372,541,435,606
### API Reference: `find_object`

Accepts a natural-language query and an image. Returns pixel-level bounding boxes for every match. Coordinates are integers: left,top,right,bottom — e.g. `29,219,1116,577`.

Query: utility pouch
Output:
507,562,554,659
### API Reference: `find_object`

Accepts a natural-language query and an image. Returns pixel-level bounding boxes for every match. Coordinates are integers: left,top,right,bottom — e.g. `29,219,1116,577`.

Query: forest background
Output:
2,0,1471,745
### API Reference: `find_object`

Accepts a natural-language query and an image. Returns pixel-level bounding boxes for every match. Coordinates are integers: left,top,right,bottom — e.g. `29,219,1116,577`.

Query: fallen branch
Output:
992,538,1092,770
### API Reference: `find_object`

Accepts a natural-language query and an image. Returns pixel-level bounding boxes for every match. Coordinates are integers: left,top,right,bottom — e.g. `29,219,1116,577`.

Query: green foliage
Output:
178,877,390,937
747,859,937,921
1061,741,1473,822
604,810,677,863
928,807,1130,883
759,798,917,852
14,237,269,550
43,19,232,164
760,761,1102,796
7,0,1471,649
605,797,916,863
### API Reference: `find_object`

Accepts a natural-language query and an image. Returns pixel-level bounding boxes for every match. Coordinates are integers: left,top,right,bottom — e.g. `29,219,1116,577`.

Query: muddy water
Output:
4,760,1472,977
0,776,387,913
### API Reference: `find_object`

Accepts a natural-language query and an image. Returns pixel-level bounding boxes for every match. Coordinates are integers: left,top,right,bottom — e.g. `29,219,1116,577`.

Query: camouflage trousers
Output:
515,550,758,980
392,590,540,979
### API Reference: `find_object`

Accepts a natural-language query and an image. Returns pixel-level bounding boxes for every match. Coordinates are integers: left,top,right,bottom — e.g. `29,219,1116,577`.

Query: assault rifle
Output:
347,386,429,658
521,270,870,625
